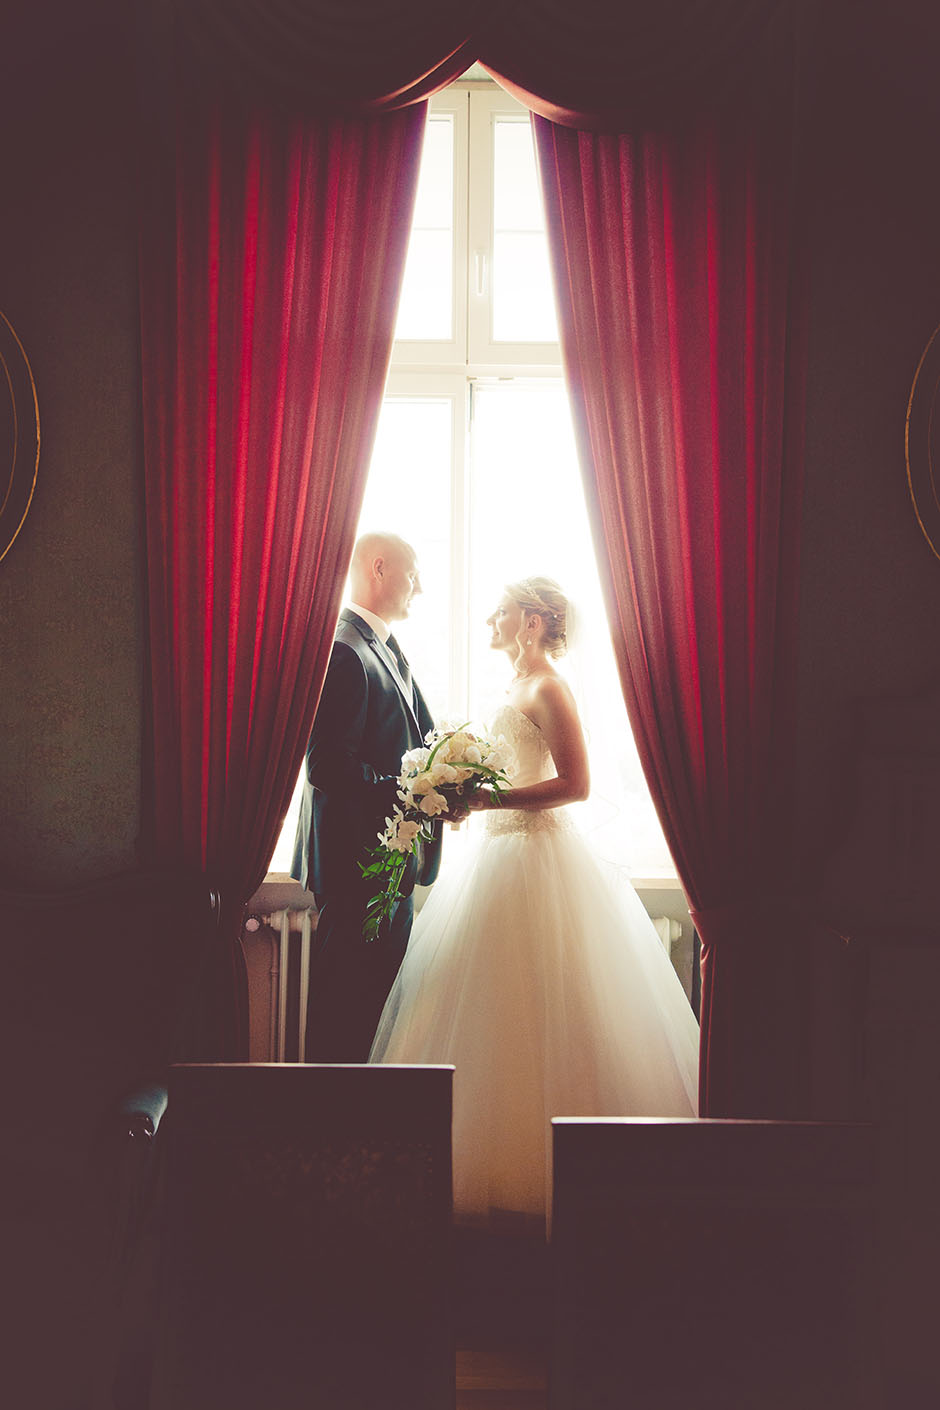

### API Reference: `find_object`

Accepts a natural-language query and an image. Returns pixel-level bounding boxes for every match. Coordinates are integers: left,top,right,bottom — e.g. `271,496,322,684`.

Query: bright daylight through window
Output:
268,81,674,880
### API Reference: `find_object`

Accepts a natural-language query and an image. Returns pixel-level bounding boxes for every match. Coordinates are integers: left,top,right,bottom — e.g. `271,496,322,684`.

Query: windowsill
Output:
250,875,317,914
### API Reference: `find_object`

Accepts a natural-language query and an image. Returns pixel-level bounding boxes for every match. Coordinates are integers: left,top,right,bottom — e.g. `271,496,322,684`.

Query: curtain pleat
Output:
138,97,425,1054
534,103,807,1116
137,0,810,1099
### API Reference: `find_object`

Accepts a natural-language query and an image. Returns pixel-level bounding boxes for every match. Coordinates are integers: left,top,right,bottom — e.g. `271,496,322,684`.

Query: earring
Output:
526,637,532,646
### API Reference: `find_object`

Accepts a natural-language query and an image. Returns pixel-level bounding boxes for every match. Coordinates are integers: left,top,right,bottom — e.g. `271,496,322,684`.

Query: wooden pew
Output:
152,1063,454,1410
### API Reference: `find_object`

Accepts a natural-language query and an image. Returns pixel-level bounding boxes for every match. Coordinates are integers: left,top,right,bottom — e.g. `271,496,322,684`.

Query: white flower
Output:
445,730,472,757
394,819,421,851
487,739,515,775
428,760,459,786
418,789,449,817
378,807,404,846
380,810,422,852
400,746,431,774
462,743,483,765
409,772,437,797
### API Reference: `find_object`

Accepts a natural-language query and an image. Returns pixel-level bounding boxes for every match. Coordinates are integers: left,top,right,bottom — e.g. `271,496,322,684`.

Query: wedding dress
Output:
369,703,699,1220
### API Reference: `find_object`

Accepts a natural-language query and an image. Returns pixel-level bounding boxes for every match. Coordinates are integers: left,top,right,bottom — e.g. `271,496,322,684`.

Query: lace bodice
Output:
484,704,570,837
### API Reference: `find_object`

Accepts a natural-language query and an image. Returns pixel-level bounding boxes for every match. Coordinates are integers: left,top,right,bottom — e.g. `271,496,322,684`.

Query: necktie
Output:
385,633,413,698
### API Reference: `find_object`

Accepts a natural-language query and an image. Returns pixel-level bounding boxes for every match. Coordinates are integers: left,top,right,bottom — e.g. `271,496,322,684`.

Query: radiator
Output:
244,908,315,1062
653,915,682,954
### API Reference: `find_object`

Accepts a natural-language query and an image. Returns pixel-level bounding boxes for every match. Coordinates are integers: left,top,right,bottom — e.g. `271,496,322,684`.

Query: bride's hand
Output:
467,787,494,812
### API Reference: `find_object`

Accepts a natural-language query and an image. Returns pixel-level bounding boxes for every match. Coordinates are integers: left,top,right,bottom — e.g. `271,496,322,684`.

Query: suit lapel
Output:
342,609,420,731
369,637,418,722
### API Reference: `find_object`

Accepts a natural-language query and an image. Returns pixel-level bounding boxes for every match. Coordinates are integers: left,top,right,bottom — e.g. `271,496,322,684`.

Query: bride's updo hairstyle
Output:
507,576,568,659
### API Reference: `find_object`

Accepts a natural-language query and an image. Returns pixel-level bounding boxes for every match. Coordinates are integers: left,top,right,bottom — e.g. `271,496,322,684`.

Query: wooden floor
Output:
454,1221,549,1409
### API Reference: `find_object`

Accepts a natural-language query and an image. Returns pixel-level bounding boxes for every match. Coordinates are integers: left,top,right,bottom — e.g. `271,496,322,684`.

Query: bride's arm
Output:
471,675,590,812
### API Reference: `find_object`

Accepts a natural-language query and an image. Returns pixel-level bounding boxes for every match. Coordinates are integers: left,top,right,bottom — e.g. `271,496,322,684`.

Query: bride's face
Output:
486,595,524,653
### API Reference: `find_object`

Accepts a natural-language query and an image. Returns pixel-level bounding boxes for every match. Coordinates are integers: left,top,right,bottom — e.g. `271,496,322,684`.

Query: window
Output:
268,84,675,881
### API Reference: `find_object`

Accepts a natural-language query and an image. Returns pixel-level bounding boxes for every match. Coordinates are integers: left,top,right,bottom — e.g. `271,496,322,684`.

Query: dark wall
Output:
0,4,142,884
796,2,940,884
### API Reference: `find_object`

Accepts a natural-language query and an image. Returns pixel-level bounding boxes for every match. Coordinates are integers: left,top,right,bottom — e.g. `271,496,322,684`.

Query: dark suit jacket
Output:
291,608,442,904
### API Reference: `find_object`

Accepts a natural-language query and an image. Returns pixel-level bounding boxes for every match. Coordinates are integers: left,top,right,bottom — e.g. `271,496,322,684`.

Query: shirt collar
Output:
347,602,390,644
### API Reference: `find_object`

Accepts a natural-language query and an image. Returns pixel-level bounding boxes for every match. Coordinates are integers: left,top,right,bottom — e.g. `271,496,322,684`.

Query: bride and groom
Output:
292,531,698,1219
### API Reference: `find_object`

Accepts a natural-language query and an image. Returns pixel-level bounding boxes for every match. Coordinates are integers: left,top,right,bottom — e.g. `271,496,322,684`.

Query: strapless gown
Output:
369,703,699,1220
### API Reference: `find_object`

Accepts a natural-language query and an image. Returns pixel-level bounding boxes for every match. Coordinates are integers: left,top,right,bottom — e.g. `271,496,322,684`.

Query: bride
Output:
369,577,698,1221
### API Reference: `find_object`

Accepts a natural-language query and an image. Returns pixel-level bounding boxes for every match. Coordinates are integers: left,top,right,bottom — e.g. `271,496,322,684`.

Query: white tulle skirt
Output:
370,811,699,1220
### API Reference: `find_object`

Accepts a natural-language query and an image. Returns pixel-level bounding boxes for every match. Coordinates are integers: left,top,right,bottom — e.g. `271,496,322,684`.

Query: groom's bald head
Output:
350,532,421,622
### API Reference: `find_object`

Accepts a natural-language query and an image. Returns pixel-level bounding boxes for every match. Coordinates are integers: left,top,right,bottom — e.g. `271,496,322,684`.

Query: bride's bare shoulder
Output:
525,670,578,723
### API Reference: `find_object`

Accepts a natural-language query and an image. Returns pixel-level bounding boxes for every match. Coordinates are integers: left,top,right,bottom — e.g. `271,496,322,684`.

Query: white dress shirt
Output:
347,601,390,644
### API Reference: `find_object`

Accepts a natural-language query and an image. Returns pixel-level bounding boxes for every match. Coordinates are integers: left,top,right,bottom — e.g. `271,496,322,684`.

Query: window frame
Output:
393,84,564,379
264,79,678,889
391,90,469,369
467,87,562,369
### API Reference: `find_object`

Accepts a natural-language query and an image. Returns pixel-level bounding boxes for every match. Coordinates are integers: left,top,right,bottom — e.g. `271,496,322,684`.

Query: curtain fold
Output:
533,96,807,1117
138,96,425,1056
137,0,810,1097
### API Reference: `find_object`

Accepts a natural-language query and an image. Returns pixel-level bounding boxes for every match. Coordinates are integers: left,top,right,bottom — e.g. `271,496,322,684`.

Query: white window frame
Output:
467,87,562,371
386,80,565,724
391,90,469,370
393,84,563,379
381,370,471,713
263,79,679,892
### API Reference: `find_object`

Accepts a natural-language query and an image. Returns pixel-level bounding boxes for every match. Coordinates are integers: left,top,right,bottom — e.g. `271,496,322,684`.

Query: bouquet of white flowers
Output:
360,722,515,941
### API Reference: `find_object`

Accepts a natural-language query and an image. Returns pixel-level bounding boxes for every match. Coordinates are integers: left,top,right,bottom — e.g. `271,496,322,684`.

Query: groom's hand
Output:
441,797,472,826
439,783,477,826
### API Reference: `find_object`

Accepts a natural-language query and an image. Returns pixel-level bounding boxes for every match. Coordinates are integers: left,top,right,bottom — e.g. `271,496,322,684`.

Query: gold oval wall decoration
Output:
905,322,940,564
0,310,40,564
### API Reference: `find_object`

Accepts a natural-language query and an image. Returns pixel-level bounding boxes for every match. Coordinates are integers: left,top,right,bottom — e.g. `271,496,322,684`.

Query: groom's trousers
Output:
304,888,413,1063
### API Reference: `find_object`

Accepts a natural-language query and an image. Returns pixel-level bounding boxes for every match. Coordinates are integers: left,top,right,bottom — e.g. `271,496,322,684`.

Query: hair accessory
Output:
517,582,560,619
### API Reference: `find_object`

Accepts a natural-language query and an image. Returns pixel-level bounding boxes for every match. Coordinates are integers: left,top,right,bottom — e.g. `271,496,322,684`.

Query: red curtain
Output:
534,107,807,1117
138,1,809,1093
138,97,425,1055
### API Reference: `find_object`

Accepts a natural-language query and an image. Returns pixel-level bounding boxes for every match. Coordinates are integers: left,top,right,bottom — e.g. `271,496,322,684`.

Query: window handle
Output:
474,251,488,297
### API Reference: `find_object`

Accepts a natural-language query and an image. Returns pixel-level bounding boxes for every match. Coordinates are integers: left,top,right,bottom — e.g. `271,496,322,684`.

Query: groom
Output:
291,532,443,1062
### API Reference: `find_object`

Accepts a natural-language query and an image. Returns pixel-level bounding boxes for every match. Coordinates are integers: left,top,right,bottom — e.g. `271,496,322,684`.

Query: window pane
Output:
492,233,559,343
491,118,558,344
413,116,454,228
355,397,454,720
268,768,304,874
267,395,455,874
395,115,454,343
493,119,543,229
467,381,674,878
395,232,454,341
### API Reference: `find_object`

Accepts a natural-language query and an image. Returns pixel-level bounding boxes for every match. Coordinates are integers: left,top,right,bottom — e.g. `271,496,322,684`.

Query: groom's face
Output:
379,543,421,622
